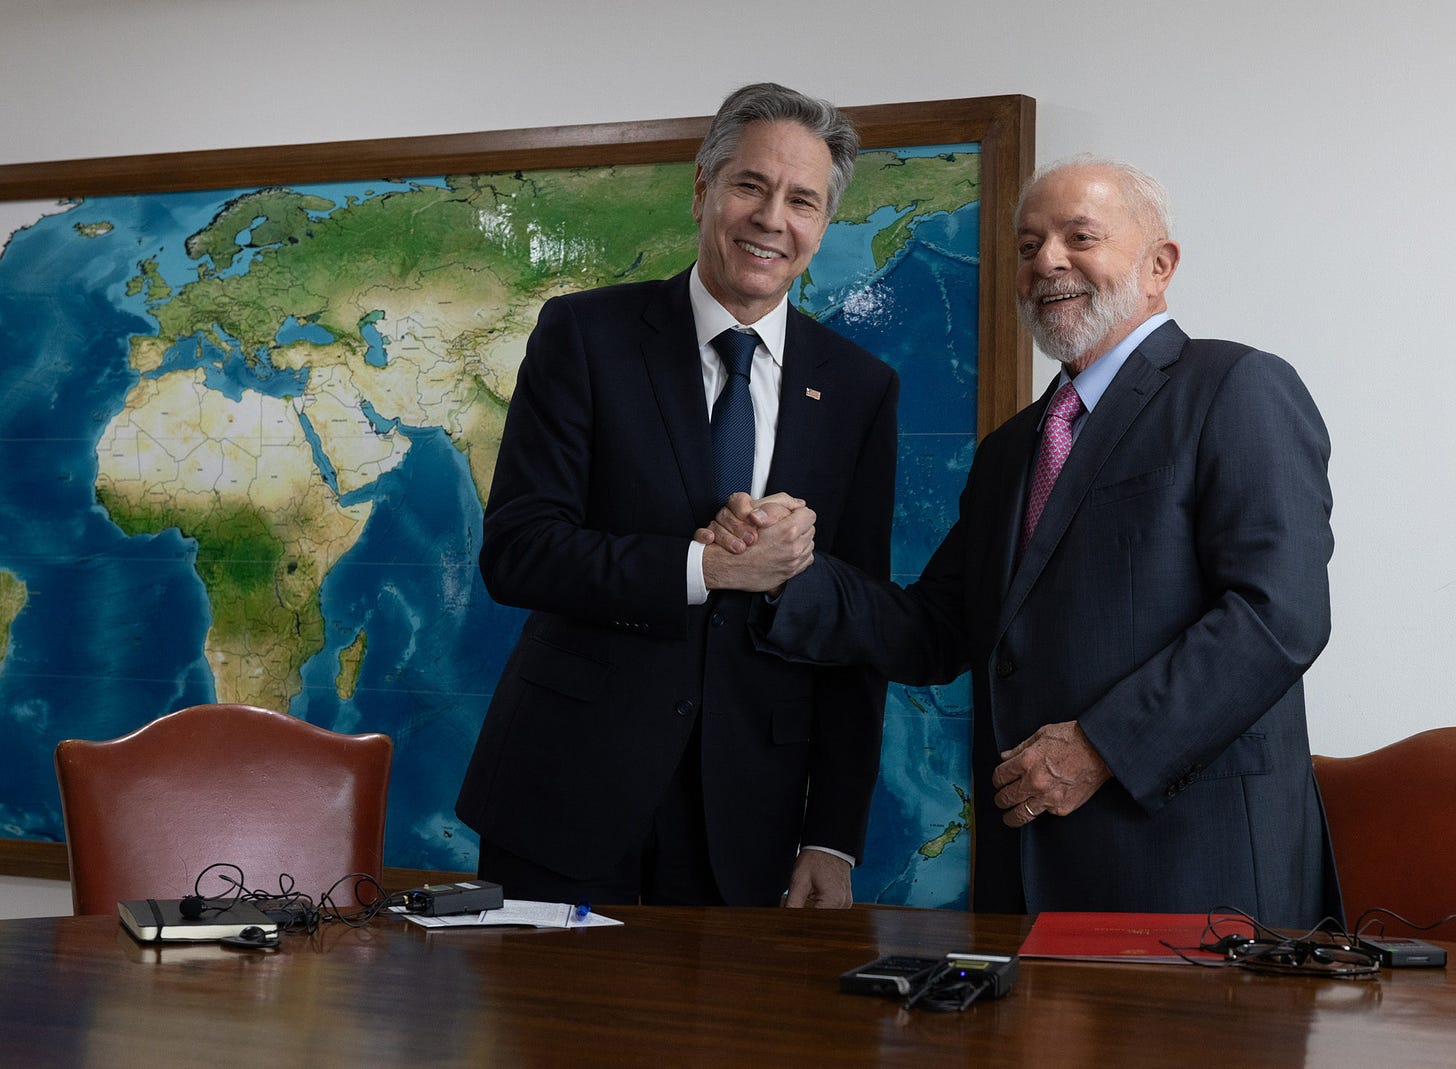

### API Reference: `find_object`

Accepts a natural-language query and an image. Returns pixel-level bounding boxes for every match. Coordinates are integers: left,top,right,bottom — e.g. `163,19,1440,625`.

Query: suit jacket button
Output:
675,699,696,717
710,611,726,628
995,656,1015,678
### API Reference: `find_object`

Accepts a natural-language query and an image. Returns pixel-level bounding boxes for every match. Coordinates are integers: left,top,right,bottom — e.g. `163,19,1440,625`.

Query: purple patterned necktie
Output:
1018,381,1084,558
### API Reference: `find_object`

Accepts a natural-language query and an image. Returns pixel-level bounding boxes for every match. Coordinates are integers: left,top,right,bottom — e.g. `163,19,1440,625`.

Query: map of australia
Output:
0,149,981,904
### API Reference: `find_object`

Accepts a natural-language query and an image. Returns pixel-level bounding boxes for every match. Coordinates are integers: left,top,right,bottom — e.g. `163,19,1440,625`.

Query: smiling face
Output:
692,119,833,325
1015,164,1179,371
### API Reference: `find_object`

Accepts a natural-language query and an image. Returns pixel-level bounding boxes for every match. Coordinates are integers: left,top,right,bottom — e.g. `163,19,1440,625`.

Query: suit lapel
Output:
764,309,830,494
995,322,1187,635
640,271,717,519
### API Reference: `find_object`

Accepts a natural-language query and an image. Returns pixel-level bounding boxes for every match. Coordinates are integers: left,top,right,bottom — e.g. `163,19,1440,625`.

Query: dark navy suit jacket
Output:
455,268,899,905
760,320,1341,927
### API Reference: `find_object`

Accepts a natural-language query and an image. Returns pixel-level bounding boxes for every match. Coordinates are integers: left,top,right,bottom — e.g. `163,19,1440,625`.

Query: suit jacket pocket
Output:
517,636,612,703
1089,464,1174,506
1198,732,1270,781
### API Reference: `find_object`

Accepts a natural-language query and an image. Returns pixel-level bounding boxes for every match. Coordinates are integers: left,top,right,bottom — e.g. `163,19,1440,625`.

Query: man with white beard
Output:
704,155,1342,927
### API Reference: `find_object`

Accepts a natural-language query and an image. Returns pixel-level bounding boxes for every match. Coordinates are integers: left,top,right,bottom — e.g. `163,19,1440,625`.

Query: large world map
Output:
0,146,980,907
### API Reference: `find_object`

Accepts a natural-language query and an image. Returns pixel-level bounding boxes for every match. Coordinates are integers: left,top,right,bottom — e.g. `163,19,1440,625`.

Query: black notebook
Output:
118,897,280,943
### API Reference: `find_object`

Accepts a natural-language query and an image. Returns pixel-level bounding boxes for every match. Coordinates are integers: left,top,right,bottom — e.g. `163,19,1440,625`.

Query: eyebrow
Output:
729,167,824,204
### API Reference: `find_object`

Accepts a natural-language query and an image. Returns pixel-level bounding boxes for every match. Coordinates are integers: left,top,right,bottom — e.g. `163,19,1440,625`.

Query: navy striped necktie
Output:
710,328,758,503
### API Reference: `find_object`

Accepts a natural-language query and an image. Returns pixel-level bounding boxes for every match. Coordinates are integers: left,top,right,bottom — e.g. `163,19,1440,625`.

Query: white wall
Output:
2,0,1452,758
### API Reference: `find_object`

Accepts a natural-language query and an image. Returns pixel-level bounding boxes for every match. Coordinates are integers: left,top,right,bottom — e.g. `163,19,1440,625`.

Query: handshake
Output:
697,492,816,595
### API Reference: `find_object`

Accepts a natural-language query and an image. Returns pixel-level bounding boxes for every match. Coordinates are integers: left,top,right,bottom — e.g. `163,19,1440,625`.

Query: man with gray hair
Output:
708,155,1340,927
456,83,899,908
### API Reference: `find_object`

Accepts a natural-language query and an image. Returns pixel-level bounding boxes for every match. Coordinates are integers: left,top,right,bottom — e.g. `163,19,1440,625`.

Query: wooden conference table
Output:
2,905,1453,1067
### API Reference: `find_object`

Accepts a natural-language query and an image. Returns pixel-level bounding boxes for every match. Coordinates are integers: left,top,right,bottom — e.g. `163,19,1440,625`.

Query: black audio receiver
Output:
402,880,504,916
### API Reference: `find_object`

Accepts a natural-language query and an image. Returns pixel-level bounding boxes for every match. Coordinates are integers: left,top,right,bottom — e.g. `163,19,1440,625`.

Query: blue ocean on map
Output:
0,158,979,906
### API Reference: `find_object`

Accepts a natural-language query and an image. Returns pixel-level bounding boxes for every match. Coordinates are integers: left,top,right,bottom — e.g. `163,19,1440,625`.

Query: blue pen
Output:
572,901,591,924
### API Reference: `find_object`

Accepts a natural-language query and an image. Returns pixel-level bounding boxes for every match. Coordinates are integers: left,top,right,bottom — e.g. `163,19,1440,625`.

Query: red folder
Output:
1018,912,1244,964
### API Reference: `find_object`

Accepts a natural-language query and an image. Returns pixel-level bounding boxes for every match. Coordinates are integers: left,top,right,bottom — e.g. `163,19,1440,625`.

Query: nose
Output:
750,193,787,232
1032,237,1068,275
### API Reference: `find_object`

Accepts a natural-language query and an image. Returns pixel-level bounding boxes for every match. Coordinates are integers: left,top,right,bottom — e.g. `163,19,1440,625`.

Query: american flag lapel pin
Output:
804,387,822,401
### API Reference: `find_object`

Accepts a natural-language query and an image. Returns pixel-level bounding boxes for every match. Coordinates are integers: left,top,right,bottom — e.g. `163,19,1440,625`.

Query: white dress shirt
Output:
684,264,786,605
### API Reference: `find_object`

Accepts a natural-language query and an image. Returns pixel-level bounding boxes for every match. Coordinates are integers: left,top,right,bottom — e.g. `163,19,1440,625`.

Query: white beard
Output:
1018,268,1145,367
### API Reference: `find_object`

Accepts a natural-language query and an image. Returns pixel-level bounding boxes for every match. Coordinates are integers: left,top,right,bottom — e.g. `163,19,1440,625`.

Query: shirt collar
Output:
689,263,788,367
1056,311,1171,414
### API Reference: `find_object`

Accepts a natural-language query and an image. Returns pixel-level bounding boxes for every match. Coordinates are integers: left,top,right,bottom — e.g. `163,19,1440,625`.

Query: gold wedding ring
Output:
1023,801,1036,820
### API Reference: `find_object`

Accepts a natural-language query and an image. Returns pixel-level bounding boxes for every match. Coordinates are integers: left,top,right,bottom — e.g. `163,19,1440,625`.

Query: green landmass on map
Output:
96,484,333,706
184,189,338,272
837,150,981,271
336,630,367,701
126,257,172,304
918,784,974,859
95,152,980,715
150,165,701,376
0,569,27,665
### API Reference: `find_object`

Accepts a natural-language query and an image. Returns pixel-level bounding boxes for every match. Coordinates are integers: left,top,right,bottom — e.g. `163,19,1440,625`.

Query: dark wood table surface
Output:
3,905,1453,1066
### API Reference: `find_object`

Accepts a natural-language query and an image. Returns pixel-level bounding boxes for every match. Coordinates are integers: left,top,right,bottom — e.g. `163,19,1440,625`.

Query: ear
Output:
691,164,708,224
1147,238,1180,295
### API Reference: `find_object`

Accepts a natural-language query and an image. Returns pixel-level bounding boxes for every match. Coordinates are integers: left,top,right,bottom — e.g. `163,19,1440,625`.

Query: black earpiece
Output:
1208,933,1253,955
220,925,280,950
178,894,206,920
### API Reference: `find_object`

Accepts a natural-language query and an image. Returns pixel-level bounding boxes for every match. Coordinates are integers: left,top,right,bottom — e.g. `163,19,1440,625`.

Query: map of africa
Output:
0,146,980,907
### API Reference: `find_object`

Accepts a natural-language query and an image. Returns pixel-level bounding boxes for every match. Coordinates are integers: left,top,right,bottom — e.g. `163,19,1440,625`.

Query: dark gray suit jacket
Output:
760,320,1341,927
455,268,899,905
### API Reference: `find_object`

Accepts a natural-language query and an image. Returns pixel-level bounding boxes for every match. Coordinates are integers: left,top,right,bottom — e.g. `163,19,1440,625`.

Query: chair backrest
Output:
55,703,392,916
1313,727,1456,940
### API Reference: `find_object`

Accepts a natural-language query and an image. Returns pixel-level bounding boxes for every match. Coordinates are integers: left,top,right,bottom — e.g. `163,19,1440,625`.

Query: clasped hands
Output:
699,496,1113,831
697,492,813,594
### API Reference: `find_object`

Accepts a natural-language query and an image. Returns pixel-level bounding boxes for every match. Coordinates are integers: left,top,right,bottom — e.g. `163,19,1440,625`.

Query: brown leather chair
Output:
55,703,392,916
1313,728,1456,940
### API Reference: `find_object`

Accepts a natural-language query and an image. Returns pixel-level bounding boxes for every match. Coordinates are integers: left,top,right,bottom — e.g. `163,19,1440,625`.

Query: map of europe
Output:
0,146,981,907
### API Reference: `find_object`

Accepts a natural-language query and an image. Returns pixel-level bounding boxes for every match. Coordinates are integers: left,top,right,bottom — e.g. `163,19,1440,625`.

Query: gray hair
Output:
695,82,859,218
1017,153,1175,241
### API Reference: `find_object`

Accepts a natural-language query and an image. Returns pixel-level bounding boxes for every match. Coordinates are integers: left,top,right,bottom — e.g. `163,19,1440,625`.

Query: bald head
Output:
1014,155,1181,370
1017,155,1173,247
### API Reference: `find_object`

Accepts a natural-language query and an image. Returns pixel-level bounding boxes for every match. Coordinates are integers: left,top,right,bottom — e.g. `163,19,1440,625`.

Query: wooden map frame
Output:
0,94,1035,884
